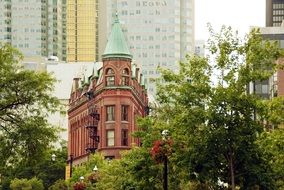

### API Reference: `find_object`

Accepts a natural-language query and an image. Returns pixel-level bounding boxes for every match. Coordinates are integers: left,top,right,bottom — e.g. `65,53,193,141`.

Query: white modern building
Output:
46,62,97,142
21,59,97,143
195,40,205,57
101,0,195,96
0,0,66,60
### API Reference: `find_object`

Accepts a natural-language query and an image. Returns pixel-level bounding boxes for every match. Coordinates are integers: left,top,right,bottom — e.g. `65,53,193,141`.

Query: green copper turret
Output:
102,15,132,60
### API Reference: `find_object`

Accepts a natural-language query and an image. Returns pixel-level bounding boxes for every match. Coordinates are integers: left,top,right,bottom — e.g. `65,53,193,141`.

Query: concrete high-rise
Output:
266,0,284,26
195,40,205,57
47,0,67,61
66,0,99,62
102,0,195,96
0,0,66,61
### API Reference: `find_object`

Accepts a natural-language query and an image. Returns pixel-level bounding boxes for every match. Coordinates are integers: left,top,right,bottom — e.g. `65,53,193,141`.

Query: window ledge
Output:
105,121,115,124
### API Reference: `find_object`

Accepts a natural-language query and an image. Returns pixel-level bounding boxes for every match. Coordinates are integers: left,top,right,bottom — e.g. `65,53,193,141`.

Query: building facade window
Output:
121,68,129,85
106,68,115,86
106,105,115,121
121,129,128,146
121,105,129,121
107,130,115,146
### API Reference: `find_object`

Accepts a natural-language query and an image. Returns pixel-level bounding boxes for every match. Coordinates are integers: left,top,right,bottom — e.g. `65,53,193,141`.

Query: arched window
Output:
122,68,129,75
121,68,129,86
106,68,114,75
105,68,115,86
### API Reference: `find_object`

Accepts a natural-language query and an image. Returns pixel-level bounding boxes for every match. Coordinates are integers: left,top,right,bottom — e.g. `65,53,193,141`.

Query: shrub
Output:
48,179,68,190
10,177,44,190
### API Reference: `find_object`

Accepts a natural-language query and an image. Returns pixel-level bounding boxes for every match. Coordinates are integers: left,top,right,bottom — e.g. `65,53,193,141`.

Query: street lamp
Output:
69,154,74,177
51,154,56,162
161,130,169,190
93,165,98,172
161,130,169,140
79,176,84,181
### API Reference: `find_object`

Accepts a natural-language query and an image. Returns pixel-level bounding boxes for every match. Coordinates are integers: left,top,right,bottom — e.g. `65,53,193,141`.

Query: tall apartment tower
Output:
47,0,67,61
68,17,148,166
102,0,195,96
266,0,284,26
0,0,66,61
66,0,99,62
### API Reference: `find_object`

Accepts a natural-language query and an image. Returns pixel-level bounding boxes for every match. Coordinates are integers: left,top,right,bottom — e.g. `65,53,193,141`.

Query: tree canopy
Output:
0,43,64,189
151,27,284,189
54,27,284,190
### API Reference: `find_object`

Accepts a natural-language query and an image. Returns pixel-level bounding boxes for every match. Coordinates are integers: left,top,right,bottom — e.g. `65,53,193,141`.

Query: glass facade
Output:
66,0,98,62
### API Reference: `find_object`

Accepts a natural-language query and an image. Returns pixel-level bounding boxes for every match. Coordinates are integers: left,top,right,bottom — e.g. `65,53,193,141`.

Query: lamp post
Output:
163,153,168,190
70,154,74,177
51,154,56,162
161,130,169,190
93,165,98,172
90,165,99,185
79,176,84,182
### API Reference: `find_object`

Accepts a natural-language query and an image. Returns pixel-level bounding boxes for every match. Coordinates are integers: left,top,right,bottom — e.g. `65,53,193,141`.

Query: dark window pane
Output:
106,106,115,121
106,76,115,86
122,68,129,75
122,76,129,85
121,129,128,146
121,105,128,121
106,68,114,75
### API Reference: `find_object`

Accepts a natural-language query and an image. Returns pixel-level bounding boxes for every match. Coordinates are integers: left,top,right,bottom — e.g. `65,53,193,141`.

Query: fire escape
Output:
85,91,100,153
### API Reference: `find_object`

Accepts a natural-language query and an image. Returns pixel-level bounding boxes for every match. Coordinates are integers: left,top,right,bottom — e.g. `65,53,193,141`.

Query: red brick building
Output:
67,16,148,166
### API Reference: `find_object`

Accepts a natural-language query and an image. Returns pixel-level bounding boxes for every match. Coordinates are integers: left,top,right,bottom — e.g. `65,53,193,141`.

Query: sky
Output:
195,0,266,40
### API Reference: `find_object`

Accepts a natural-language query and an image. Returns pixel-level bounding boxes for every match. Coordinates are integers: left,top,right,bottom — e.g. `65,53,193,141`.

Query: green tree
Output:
95,147,162,190
5,141,67,189
48,179,68,190
0,43,60,167
69,154,106,185
0,43,61,188
78,27,284,190
10,178,30,190
34,141,67,188
258,129,284,189
67,149,161,190
149,27,284,189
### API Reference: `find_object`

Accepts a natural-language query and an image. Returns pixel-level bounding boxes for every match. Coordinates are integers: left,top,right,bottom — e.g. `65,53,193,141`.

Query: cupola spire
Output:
102,14,132,60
